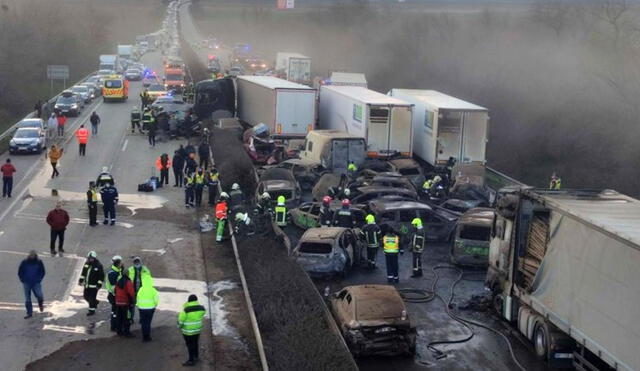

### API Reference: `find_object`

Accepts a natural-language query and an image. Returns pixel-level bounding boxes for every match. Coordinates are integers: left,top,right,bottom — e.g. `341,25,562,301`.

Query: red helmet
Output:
342,198,350,207
322,196,332,205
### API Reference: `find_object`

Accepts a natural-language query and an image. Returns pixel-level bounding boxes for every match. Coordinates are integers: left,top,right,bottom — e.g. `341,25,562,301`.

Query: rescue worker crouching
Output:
410,218,426,277
228,183,244,213
362,214,381,269
234,212,255,237
78,251,104,316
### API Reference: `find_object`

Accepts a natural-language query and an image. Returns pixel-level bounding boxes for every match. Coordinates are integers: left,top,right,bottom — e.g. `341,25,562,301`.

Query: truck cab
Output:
299,130,365,175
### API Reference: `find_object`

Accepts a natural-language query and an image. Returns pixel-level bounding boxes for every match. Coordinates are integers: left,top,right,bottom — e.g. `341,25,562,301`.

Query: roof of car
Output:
343,285,405,319
15,127,40,133
20,118,43,124
459,207,495,225
356,186,415,195
301,227,346,240
262,179,295,190
388,158,420,169
369,200,431,212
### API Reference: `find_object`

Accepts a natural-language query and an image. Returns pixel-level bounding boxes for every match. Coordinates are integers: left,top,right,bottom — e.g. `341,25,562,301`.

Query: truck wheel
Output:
491,290,503,315
534,323,549,360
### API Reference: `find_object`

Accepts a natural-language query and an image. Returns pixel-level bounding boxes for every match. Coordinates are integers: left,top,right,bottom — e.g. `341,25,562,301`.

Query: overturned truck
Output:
486,187,640,371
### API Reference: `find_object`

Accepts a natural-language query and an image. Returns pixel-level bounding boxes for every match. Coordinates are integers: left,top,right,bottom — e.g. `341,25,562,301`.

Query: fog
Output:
193,0,640,195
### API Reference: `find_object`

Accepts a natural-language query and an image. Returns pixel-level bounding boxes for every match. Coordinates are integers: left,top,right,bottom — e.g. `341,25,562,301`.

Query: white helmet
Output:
261,192,271,199
235,212,244,221
231,183,240,191
102,166,109,173
112,255,122,262
433,175,442,183
343,188,351,197
220,192,229,199
87,251,97,258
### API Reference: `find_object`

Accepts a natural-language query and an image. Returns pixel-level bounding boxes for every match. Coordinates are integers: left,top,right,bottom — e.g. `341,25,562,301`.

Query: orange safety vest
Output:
76,128,89,144
215,201,228,220
155,156,172,170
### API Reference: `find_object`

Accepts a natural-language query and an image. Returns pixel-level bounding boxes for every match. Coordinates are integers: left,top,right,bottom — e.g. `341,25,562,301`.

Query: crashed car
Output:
264,158,327,191
350,172,417,194
330,285,416,357
438,198,488,215
293,227,362,277
243,124,286,165
386,158,426,189
350,186,418,205
451,208,494,267
369,200,458,242
290,201,366,230
255,168,301,207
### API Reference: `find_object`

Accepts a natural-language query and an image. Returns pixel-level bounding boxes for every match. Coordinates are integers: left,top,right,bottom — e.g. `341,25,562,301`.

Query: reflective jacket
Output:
333,207,355,228
105,265,122,295
156,156,172,170
76,128,89,144
136,278,159,310
194,172,206,185
362,223,382,248
127,265,152,293
383,234,400,254
411,227,426,253
79,259,104,289
87,187,98,205
215,201,228,220
114,275,135,306
178,300,206,336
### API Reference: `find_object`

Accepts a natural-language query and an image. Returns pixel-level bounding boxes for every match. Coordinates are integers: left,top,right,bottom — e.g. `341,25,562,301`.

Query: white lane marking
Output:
121,139,128,152
141,248,167,256
167,237,183,243
42,325,87,334
13,213,134,229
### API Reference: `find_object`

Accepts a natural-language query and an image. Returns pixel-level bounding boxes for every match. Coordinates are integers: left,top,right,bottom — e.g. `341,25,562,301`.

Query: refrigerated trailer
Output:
319,85,413,157
275,52,311,85
237,76,316,138
487,187,640,371
388,89,488,167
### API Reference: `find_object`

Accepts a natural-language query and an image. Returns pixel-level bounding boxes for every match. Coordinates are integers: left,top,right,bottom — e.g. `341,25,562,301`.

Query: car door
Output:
418,209,449,241
339,232,354,266
306,203,321,228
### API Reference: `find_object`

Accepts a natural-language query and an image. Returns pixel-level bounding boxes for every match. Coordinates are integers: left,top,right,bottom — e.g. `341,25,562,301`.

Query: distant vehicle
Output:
275,52,311,84
125,68,142,81
117,44,133,61
54,90,81,116
96,69,116,84
81,82,100,99
290,202,365,230
229,66,244,77
329,285,416,357
99,54,119,72
368,200,458,242
319,86,413,157
193,78,236,121
255,168,301,208
164,67,184,92
327,72,368,88
18,118,46,131
142,74,159,88
71,85,91,103
146,84,168,101
245,58,268,73
86,75,101,85
232,43,251,64
451,208,493,267
9,127,46,154
293,227,362,277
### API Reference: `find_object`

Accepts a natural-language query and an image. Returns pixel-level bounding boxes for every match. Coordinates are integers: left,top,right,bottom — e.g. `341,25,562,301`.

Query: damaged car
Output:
290,201,366,230
330,285,416,357
243,123,287,164
255,167,301,207
293,227,362,277
369,200,458,242
451,208,494,267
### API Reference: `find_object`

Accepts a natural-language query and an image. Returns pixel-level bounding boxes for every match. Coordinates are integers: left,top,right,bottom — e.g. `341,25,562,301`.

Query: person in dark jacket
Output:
177,144,187,159
184,143,196,157
18,250,45,319
198,141,209,170
184,153,198,176
319,196,333,227
114,274,136,337
100,182,119,226
207,168,219,206
106,255,123,331
362,214,382,269
332,199,356,228
172,150,185,187
78,251,104,315
87,181,99,226
89,111,101,136
46,202,69,255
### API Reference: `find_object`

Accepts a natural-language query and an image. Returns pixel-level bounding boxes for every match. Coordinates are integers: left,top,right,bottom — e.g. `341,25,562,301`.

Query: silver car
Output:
293,227,363,277
71,85,91,103
9,127,46,154
81,82,100,99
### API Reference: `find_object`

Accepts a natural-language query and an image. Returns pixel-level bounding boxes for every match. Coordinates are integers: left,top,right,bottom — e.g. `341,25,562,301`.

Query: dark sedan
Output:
369,200,458,242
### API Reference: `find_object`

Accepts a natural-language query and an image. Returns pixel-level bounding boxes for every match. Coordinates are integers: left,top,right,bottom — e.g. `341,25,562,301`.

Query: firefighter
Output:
383,229,400,283
229,183,244,212
96,166,115,188
319,196,333,227
347,161,357,181
106,255,123,331
215,193,229,242
362,214,381,269
194,168,206,207
86,181,99,227
333,199,356,228
78,251,104,316
274,195,288,227
207,168,219,206
141,107,154,132
184,172,195,208
234,212,255,237
255,192,271,216
131,107,142,133
410,218,426,277
140,89,150,110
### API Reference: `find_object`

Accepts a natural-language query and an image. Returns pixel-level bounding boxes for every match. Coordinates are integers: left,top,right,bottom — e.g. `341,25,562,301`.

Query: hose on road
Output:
398,264,527,371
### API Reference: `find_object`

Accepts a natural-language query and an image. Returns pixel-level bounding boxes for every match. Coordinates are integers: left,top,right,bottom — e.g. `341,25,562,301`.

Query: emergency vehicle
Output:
103,75,129,102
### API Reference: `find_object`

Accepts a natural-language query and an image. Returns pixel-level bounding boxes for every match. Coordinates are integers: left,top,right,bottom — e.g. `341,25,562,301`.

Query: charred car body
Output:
451,207,494,267
369,200,458,242
293,227,363,277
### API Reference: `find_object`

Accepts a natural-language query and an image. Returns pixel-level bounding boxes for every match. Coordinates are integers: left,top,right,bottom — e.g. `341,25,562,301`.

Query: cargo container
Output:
275,52,311,85
99,54,119,72
328,72,367,88
299,130,366,174
117,45,133,60
319,85,412,157
388,89,488,167
487,187,640,371
237,76,316,138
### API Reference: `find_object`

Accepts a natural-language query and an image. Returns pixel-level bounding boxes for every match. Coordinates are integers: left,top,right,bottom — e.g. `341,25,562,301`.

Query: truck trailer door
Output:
389,106,412,156
367,106,390,156
436,110,463,164
461,111,487,163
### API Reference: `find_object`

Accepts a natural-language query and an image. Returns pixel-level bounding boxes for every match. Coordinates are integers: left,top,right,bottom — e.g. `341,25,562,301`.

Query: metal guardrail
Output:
0,71,97,144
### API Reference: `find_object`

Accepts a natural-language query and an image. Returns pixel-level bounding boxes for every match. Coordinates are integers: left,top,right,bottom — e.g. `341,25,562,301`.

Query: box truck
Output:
99,55,119,72
388,89,488,167
487,187,640,371
237,76,316,138
275,52,311,85
299,130,366,174
319,85,412,157
117,45,133,60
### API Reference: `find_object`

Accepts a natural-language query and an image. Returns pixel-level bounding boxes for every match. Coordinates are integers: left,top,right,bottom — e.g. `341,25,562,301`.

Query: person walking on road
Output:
184,172,195,208
410,218,426,278
48,145,63,178
198,141,209,170
76,124,89,156
78,251,104,316
46,201,69,256
106,255,123,331
156,153,172,186
362,214,382,269
1,158,16,198
18,250,45,319
90,111,101,136
87,181,99,226
34,100,43,119
114,272,135,337
100,182,119,225
383,228,400,283
178,294,206,366
47,113,57,138
172,150,185,187
56,113,66,137
136,275,159,342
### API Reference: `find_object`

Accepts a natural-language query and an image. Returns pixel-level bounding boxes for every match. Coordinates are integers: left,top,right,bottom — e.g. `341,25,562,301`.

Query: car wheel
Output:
534,323,549,360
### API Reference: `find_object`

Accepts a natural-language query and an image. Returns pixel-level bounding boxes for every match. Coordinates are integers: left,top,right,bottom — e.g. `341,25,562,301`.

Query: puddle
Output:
208,280,239,337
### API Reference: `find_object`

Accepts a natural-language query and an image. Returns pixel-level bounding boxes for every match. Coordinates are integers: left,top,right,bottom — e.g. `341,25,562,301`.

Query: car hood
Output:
351,318,411,328
12,138,39,145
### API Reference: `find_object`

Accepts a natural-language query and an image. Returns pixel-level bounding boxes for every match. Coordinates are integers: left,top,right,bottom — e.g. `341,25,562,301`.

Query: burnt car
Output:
293,227,362,277
330,285,416,357
451,208,494,267
350,186,418,206
290,201,366,230
243,124,286,165
350,172,417,194
255,167,301,207
369,200,458,242
268,159,327,191
386,158,426,189
439,198,488,215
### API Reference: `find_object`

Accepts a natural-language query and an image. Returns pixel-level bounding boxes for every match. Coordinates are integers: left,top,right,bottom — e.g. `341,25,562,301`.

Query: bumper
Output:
349,333,416,357
10,145,41,153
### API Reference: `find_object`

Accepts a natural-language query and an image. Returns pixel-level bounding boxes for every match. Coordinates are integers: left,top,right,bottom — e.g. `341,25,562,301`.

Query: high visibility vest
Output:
383,235,399,254
89,189,98,202
185,176,194,186
127,265,152,291
209,173,219,184
412,228,426,253
105,265,122,295
275,205,287,226
178,301,206,336
348,163,357,172
195,173,205,185
215,202,228,220
76,128,89,144
423,179,433,190
142,113,154,124
136,285,159,310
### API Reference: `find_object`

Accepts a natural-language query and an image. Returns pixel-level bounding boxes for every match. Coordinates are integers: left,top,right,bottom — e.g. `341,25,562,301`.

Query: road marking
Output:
13,213,134,229
121,139,128,152
142,248,167,256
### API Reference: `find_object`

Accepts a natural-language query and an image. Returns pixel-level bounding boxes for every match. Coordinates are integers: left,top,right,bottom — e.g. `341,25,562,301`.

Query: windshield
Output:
149,84,165,91
459,225,491,241
15,130,39,138
105,80,122,88
268,190,292,200
72,87,87,93
19,120,41,128
299,242,332,254
166,74,182,81
57,96,75,104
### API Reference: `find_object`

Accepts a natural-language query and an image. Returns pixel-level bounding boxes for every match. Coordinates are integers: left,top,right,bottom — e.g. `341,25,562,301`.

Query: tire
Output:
492,290,504,315
534,323,549,360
